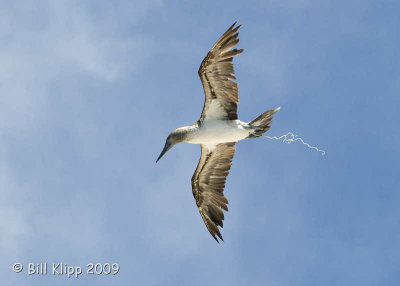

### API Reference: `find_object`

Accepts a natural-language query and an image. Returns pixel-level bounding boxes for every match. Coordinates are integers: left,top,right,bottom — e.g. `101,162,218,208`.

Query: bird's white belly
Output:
187,120,250,144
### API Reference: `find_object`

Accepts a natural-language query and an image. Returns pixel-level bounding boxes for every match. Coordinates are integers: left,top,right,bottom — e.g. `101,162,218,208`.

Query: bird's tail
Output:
247,107,280,138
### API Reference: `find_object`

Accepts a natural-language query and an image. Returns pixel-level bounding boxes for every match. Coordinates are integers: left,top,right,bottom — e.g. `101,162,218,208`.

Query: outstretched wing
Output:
198,23,243,121
191,143,236,242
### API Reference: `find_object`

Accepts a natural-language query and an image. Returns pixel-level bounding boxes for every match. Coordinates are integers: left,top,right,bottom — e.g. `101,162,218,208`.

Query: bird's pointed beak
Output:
156,142,172,163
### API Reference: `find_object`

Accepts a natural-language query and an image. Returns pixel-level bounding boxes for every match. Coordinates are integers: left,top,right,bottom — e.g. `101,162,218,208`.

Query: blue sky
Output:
1,0,399,285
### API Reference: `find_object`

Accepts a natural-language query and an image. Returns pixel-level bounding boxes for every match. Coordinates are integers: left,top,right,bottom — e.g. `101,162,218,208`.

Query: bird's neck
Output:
175,124,198,143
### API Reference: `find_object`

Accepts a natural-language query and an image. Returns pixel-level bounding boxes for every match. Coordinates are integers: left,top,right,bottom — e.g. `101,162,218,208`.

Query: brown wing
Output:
191,143,236,242
198,22,243,121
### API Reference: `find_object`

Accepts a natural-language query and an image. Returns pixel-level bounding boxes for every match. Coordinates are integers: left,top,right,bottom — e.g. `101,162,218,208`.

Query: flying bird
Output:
157,23,280,242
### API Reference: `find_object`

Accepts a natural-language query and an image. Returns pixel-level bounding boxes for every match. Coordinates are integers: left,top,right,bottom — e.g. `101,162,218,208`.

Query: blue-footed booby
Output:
157,23,280,242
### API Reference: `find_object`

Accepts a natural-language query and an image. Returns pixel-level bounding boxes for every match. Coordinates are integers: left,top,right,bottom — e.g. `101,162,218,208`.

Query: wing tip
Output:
213,232,224,243
232,21,241,27
228,22,242,33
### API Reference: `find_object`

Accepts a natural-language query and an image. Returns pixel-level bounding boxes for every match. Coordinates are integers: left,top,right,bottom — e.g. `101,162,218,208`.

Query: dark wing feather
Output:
198,23,243,121
191,143,236,242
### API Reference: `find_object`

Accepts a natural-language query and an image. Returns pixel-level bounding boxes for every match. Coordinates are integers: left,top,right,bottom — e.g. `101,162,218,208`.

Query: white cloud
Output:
0,0,161,131
0,164,30,255
0,0,163,258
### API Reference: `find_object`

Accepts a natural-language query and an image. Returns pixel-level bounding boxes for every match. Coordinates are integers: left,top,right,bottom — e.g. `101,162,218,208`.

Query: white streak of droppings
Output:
263,132,326,155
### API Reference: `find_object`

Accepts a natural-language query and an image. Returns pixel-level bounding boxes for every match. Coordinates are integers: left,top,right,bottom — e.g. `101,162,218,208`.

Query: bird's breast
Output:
186,120,250,144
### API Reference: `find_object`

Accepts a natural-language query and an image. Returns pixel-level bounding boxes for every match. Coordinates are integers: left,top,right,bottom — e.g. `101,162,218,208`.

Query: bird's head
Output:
156,128,187,163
